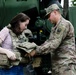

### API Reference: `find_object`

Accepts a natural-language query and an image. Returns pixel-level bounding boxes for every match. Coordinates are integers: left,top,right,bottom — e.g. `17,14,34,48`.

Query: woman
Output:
0,13,30,75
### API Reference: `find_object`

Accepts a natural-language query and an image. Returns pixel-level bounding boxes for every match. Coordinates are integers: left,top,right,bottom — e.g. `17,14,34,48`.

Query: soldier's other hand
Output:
29,50,36,57
25,53,31,58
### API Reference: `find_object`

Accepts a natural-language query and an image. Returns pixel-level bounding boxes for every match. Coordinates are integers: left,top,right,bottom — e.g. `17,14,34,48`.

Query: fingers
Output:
25,53,31,58
29,50,36,56
25,50,36,57
9,55,16,60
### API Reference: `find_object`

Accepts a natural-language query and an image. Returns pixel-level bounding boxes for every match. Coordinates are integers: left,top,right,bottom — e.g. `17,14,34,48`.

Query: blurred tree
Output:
71,0,76,6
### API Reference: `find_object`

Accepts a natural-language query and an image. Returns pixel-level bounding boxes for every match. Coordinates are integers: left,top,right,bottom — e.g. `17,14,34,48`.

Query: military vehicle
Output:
0,0,75,75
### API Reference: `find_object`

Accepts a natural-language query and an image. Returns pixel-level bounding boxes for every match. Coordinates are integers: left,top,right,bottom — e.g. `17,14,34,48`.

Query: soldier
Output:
30,4,76,75
0,13,31,75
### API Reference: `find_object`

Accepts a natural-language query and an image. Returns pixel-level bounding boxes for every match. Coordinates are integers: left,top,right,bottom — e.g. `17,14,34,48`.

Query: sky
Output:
61,0,72,7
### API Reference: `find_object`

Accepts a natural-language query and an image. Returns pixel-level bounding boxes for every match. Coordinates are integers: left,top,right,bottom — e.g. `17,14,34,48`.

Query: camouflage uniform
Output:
36,17,76,75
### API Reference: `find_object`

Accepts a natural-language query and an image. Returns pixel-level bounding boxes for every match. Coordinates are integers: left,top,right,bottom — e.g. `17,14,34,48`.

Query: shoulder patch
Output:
56,25,65,34
57,28,62,34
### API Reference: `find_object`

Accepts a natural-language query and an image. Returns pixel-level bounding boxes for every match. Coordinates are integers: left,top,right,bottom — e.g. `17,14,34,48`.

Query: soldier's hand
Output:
29,50,36,57
25,53,31,58
6,50,16,60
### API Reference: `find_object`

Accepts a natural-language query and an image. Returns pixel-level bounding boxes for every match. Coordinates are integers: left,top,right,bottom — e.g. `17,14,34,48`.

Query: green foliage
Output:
71,0,76,6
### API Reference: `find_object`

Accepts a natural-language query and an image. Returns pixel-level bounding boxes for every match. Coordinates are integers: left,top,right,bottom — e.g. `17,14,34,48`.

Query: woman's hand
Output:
6,50,16,60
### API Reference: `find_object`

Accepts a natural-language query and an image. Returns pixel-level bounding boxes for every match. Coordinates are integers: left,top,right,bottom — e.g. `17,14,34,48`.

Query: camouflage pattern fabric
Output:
9,28,37,65
23,29,33,37
0,53,10,66
9,29,28,50
8,29,30,65
0,52,21,68
36,17,76,75
17,42,37,53
52,63,76,75
32,57,42,68
10,51,21,66
45,4,60,16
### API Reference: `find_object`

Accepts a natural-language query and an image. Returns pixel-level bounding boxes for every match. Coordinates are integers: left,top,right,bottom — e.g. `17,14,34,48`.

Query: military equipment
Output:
10,52,21,66
32,57,42,68
0,51,31,68
17,42,37,53
0,52,21,67
0,53,10,67
24,29,33,37
13,52,30,64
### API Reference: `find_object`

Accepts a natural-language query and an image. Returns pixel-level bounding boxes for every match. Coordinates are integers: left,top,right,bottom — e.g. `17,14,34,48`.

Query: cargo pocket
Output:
0,54,10,67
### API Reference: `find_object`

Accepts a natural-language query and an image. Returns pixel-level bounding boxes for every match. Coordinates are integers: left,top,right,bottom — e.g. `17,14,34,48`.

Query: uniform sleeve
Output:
0,27,9,41
36,25,69,54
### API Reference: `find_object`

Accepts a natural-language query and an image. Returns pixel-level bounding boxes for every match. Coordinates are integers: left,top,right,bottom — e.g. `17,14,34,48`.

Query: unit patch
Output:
56,28,62,34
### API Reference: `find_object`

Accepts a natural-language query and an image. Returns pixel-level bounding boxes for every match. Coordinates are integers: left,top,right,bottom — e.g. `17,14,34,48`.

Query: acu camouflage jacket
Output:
36,17,76,65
